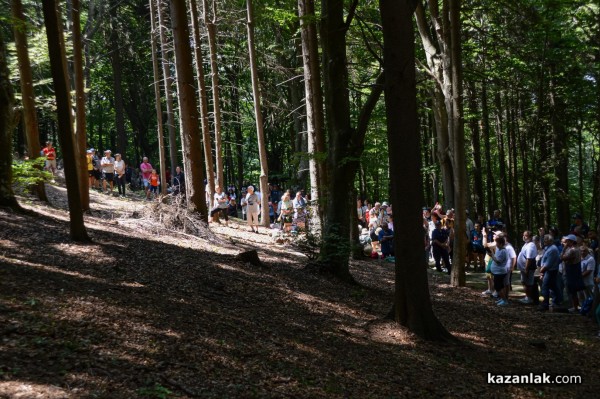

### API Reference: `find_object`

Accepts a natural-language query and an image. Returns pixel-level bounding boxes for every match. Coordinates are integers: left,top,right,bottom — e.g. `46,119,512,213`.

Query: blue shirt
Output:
491,248,508,275
378,228,394,255
541,244,560,271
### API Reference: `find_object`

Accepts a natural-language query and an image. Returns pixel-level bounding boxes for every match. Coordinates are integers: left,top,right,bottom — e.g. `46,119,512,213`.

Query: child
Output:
149,169,160,199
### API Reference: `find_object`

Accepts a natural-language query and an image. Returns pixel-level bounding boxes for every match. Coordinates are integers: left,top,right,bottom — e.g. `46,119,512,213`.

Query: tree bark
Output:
246,0,270,227
466,82,483,218
380,0,453,341
298,0,324,234
170,0,208,219
448,0,466,287
11,0,48,202
149,0,167,195
190,0,215,200
71,0,89,210
109,0,127,157
42,0,89,241
157,0,178,180
203,0,224,187
0,31,21,210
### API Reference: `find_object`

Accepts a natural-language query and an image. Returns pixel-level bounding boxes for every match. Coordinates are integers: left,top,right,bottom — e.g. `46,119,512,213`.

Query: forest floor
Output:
1,179,600,398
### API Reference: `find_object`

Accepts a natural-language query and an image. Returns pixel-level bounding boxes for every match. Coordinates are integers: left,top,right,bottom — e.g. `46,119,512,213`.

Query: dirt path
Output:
0,184,599,398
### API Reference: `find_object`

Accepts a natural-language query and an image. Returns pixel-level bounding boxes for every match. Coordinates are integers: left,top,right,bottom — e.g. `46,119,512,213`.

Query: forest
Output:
1,0,600,397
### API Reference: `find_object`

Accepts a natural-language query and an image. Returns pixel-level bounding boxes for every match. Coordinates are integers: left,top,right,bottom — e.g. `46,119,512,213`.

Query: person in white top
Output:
517,231,538,304
113,153,126,197
245,185,260,233
100,150,115,194
209,185,229,227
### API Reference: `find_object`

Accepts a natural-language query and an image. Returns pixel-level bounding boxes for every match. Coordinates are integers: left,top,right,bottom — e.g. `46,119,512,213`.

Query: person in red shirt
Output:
148,169,160,200
139,157,153,198
42,141,57,175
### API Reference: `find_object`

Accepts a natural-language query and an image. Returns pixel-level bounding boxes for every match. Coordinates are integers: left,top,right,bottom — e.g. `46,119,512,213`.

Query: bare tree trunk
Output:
149,0,167,195
190,0,215,201
109,0,127,156
466,82,483,217
42,0,89,241
380,0,453,341
11,0,47,202
170,0,208,219
549,69,570,234
71,0,89,210
448,0,466,287
203,0,224,187
298,0,323,233
0,31,21,210
246,0,270,227
157,0,178,180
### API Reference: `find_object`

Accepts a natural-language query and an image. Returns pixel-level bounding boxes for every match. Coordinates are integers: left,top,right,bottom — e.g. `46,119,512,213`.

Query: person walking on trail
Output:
100,150,115,194
140,157,153,199
245,185,260,234
42,141,57,176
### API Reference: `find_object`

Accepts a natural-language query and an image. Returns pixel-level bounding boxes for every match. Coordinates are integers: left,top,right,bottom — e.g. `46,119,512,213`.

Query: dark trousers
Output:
541,269,562,307
116,174,126,195
210,206,228,221
433,246,451,274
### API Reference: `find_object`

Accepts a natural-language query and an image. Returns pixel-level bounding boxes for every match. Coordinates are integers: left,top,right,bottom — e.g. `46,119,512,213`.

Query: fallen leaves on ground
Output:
0,184,599,398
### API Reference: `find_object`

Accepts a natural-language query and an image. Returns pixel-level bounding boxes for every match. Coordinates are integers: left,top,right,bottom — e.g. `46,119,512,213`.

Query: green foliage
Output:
137,383,172,399
12,158,53,193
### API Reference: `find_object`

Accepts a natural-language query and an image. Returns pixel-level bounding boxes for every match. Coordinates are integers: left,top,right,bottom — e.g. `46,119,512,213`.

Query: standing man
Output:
100,150,115,194
432,220,451,274
538,234,562,311
517,230,538,304
139,157,153,200
42,141,57,176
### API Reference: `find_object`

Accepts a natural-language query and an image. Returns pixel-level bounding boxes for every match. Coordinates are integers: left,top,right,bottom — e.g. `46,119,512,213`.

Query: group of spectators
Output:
419,203,600,337
85,150,185,200
208,183,310,234
357,200,395,259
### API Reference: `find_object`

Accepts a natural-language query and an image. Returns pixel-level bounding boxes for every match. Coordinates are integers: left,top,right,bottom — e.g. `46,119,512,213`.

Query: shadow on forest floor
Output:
0,194,599,398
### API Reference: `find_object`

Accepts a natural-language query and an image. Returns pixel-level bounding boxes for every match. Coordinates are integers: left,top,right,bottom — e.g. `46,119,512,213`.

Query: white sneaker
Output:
519,297,532,304
481,290,492,296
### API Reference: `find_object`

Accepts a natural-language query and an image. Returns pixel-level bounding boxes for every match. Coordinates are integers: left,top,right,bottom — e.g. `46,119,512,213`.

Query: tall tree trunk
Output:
319,0,384,280
0,31,21,210
481,79,495,214
109,0,127,157
549,68,570,234
157,0,178,179
190,0,215,200
380,0,452,341
415,3,454,209
11,0,47,202
448,0,466,287
246,0,270,227
71,0,89,210
203,0,224,187
42,0,89,241
149,0,167,195
495,91,511,235
170,0,208,218
466,81,483,217
298,0,324,233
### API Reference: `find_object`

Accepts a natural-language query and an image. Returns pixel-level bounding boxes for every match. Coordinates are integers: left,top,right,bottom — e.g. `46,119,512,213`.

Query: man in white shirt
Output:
517,230,538,304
